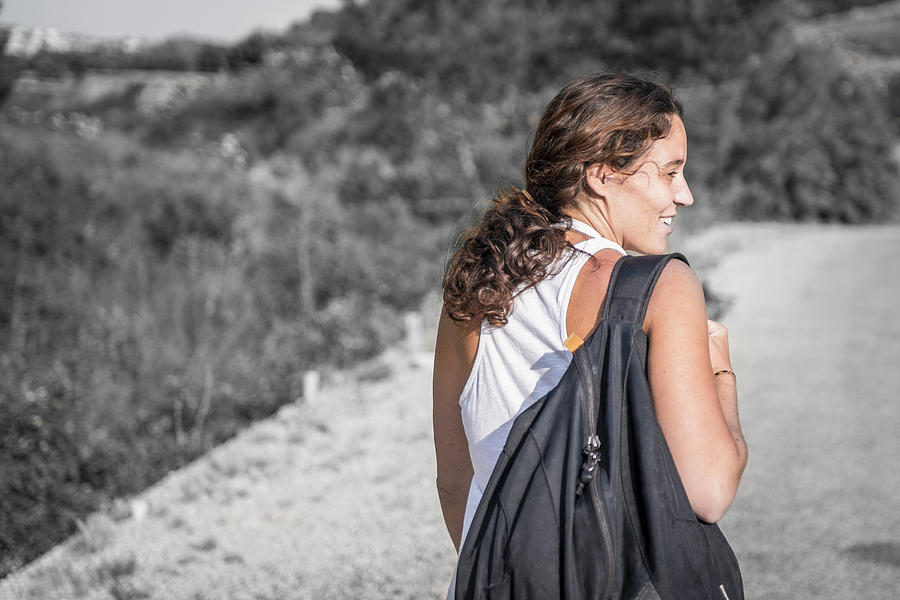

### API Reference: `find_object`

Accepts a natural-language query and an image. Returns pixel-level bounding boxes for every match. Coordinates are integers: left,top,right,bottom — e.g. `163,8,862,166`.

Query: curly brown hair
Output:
442,72,683,327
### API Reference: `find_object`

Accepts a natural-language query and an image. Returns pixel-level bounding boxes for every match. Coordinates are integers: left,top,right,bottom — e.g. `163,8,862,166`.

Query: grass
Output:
19,549,143,600
20,561,87,600
71,513,117,555
178,479,205,503
189,537,218,552
96,552,138,581
208,456,242,479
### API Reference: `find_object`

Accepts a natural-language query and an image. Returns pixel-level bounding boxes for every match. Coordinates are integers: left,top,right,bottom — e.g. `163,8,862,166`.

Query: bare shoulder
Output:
643,257,705,335
434,311,480,396
566,248,622,340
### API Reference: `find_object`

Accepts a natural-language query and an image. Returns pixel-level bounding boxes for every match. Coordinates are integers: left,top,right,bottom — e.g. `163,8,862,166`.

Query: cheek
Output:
643,188,671,216
655,183,677,210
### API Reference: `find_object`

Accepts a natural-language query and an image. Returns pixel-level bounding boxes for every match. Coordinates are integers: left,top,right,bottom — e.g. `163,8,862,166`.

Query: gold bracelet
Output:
713,369,736,382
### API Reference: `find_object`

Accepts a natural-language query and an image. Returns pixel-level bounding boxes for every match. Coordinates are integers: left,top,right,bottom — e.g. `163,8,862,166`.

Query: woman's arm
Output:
433,312,476,551
643,259,748,523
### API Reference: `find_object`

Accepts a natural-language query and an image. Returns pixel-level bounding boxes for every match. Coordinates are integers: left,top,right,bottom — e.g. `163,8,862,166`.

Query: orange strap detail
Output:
563,333,584,353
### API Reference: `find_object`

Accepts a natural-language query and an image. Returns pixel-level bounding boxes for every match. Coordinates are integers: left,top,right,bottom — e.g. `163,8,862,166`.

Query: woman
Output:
432,73,748,592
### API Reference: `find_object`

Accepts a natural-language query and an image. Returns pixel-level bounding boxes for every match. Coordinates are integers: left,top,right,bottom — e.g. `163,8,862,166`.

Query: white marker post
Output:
404,311,423,353
302,370,320,404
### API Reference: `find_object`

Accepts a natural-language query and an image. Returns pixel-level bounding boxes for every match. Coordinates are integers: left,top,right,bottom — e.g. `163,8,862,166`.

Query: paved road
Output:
693,223,900,598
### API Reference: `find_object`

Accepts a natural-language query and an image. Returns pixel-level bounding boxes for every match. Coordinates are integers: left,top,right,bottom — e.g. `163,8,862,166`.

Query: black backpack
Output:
454,253,743,600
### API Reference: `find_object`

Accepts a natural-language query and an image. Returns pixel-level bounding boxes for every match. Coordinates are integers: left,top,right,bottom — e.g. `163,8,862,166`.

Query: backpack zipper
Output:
574,347,614,599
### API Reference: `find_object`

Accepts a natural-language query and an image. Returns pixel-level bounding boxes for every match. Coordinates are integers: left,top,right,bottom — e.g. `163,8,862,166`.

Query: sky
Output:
0,0,343,42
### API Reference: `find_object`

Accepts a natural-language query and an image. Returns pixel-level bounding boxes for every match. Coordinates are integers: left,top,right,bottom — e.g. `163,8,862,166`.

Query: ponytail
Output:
442,187,569,327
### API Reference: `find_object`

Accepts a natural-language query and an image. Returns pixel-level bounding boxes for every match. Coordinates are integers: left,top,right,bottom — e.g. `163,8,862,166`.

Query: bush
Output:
800,0,887,16
0,381,96,576
331,0,785,101
0,33,22,107
0,123,446,577
226,32,267,71
139,48,362,157
887,73,900,134
713,40,899,222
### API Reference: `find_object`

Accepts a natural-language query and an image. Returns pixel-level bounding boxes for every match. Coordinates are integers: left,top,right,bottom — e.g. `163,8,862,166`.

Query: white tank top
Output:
456,218,627,549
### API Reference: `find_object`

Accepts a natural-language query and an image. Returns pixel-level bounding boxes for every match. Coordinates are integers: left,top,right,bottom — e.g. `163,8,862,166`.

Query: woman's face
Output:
592,115,694,255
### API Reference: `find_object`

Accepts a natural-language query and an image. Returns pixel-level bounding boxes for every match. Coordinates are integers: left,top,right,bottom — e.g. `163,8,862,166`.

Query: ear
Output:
584,163,613,198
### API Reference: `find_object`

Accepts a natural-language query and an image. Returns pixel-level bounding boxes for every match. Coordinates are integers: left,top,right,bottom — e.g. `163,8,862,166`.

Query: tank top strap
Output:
568,218,627,256
568,217,603,239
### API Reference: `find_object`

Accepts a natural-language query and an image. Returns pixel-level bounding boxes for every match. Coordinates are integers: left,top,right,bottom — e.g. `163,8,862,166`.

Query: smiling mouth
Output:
660,216,673,227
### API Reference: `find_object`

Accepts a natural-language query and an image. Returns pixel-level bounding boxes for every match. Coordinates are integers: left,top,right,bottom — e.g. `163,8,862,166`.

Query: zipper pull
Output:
575,435,601,496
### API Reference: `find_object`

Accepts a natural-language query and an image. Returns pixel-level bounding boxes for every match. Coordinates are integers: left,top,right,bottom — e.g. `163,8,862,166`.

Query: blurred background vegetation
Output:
1,0,899,579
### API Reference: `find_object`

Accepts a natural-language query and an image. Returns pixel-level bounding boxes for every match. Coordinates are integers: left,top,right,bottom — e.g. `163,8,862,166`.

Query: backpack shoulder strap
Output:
601,253,690,327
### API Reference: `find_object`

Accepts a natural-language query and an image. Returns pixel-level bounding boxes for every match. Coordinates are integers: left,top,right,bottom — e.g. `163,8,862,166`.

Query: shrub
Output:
0,122,446,576
714,39,899,223
0,380,97,576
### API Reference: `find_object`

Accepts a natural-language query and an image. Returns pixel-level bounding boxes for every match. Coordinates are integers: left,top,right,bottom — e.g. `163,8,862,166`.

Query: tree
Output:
0,26,22,106
196,43,229,72
226,32,266,72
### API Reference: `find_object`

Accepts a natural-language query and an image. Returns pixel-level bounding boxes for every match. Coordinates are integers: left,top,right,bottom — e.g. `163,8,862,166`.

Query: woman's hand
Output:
707,319,732,373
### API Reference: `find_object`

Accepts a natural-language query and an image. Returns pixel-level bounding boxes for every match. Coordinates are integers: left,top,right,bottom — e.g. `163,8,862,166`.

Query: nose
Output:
675,177,694,207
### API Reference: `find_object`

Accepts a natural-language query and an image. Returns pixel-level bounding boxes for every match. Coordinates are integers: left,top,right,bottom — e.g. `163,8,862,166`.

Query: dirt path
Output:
2,223,899,599
685,223,900,598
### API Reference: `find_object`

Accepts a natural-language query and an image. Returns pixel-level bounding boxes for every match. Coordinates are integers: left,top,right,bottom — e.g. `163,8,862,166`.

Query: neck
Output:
563,206,622,247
